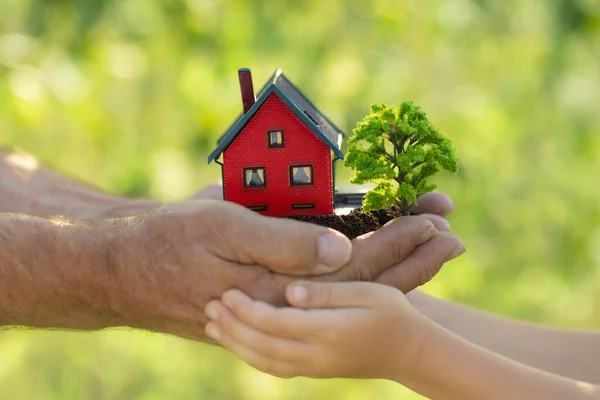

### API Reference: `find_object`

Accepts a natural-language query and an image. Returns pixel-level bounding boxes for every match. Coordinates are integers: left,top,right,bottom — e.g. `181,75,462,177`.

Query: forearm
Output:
0,212,123,330
0,149,159,219
408,290,600,383
399,318,600,400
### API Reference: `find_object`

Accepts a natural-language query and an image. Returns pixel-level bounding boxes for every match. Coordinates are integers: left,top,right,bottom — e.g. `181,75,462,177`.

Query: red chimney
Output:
238,68,255,114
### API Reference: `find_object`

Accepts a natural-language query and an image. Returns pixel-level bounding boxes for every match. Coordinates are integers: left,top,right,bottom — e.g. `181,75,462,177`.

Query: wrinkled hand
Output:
107,200,463,342
204,281,429,380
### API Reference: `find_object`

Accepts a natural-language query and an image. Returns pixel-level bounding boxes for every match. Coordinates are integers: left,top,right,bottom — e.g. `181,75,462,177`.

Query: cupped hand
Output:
204,281,431,380
107,200,463,342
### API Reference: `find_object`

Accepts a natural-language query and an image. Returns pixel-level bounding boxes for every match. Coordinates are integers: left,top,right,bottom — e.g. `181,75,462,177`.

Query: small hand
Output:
204,281,428,380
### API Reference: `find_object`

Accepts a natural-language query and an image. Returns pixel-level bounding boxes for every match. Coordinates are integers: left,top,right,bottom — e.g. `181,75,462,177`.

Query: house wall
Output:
222,93,333,216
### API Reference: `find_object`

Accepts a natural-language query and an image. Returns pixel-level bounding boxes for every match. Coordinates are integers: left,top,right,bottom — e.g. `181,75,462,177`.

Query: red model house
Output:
208,68,345,216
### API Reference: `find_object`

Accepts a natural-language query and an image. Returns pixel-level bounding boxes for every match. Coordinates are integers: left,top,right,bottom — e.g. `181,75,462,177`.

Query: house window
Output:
268,130,284,147
292,203,315,210
247,205,268,212
244,167,266,188
290,165,313,186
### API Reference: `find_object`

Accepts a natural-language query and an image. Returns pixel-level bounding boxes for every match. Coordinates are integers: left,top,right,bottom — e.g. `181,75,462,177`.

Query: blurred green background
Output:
1,0,599,398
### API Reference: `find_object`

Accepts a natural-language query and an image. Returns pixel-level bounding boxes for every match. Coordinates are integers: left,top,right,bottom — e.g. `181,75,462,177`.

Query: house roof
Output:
208,69,345,164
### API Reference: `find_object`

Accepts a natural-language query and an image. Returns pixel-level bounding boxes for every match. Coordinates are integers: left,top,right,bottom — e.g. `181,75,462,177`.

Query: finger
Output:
285,281,391,309
219,289,329,340
329,216,436,282
411,191,454,217
205,299,309,364
375,231,466,293
419,213,451,231
211,202,352,276
205,321,303,379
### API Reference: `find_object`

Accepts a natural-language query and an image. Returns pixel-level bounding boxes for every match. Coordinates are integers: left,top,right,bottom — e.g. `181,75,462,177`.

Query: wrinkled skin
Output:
108,196,463,343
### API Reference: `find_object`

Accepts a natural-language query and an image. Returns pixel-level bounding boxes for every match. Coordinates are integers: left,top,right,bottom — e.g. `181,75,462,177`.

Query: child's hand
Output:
204,281,430,381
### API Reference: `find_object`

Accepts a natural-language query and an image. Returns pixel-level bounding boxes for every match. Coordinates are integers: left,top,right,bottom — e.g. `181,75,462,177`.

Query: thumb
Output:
285,281,382,309
219,203,352,276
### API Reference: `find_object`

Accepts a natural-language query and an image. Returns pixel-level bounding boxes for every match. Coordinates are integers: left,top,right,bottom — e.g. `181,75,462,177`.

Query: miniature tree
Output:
344,101,458,215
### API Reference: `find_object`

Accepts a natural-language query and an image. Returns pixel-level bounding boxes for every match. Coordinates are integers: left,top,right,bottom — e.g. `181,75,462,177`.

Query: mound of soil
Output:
286,206,404,240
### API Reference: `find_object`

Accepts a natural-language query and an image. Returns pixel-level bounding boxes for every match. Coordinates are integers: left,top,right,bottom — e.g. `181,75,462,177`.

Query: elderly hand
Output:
104,200,463,342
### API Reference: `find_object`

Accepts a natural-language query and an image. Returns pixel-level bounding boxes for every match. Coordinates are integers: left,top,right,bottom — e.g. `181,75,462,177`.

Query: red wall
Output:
222,93,333,216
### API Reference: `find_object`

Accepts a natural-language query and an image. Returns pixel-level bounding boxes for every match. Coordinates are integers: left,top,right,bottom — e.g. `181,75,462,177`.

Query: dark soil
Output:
286,205,404,240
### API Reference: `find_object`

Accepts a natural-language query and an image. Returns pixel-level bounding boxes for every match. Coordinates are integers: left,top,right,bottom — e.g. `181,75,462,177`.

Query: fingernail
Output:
445,242,466,262
206,326,221,341
420,214,451,232
290,284,308,303
206,307,219,321
317,230,352,271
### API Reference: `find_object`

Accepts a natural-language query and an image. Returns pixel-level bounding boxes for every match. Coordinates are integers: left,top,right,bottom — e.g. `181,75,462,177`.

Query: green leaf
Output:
397,182,417,203
363,181,396,211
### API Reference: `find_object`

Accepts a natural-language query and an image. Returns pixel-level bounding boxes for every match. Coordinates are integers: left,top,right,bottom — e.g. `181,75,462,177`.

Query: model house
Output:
208,68,345,216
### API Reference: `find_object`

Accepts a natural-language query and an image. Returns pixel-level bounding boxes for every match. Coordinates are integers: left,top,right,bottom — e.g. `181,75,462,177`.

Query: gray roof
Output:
208,69,344,163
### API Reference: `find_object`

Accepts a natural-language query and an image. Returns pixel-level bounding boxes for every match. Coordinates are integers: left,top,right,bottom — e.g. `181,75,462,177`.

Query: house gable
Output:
221,93,334,216
253,70,345,147
207,71,344,164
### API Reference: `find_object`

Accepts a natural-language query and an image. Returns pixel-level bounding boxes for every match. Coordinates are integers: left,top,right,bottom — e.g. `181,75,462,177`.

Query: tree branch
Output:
376,146,398,165
412,161,426,169
409,135,421,146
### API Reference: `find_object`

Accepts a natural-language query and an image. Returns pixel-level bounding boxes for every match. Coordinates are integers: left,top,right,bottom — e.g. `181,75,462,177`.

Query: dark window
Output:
290,165,313,186
268,130,284,147
292,203,315,210
244,167,266,188
247,205,268,212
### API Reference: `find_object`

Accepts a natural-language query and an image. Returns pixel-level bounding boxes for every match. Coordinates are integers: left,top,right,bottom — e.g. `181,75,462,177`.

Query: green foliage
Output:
345,102,458,214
